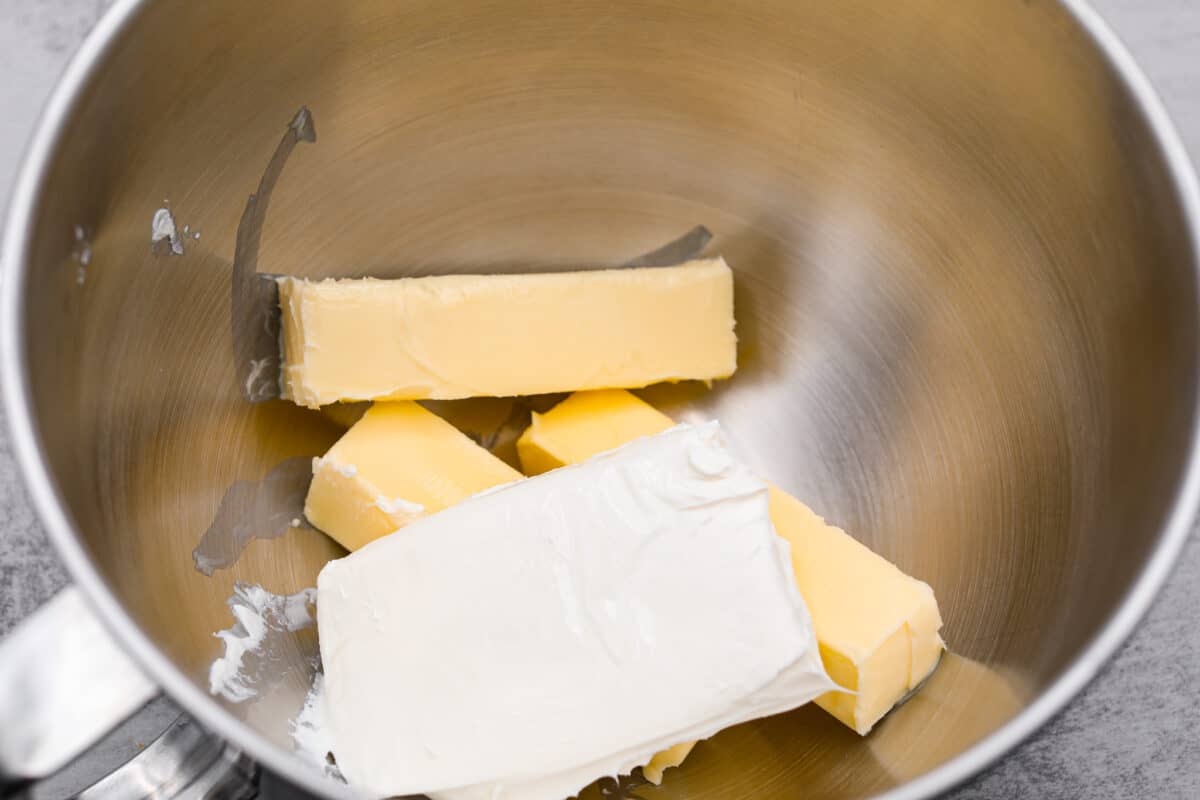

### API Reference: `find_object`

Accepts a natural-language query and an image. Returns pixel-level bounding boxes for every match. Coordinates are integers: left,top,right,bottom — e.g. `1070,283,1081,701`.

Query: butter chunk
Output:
518,389,945,739
278,259,737,408
305,402,521,550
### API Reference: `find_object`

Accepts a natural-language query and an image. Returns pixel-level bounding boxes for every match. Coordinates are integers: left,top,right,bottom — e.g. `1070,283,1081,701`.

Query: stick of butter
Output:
304,401,522,550
278,259,737,408
517,389,945,742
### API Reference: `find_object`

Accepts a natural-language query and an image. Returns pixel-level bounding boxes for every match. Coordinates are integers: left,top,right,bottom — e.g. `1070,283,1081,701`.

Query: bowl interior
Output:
13,0,1199,797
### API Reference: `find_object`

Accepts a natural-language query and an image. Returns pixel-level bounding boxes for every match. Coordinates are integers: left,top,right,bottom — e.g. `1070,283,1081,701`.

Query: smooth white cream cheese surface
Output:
317,423,835,800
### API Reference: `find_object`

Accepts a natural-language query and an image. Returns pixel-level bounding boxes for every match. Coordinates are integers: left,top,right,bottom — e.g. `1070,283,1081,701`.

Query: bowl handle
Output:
0,587,157,788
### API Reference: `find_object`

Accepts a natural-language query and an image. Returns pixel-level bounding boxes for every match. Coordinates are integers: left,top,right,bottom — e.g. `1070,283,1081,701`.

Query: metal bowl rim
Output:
3,1,1198,797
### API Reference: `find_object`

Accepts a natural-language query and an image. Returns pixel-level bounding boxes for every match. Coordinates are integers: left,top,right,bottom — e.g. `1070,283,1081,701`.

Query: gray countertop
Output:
1,1,1197,798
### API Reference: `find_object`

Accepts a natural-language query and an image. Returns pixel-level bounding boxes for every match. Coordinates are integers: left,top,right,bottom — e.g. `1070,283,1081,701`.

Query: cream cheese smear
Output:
317,422,837,800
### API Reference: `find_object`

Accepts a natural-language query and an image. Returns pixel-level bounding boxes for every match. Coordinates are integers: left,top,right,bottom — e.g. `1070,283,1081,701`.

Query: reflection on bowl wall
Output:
7,1,1199,798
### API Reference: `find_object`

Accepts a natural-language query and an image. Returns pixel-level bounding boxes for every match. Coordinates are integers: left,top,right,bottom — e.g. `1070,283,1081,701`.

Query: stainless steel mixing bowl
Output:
4,0,1199,797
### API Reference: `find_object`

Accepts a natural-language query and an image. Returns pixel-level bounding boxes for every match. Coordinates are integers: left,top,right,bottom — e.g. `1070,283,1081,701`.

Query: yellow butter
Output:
642,741,697,785
305,402,522,551
278,259,737,408
518,389,944,740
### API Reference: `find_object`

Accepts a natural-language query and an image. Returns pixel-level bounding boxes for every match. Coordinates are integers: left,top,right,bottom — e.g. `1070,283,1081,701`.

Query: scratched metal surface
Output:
0,1,1197,798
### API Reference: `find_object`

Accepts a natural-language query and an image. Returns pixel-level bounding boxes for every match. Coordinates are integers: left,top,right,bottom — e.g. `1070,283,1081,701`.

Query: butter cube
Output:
518,389,944,740
305,402,522,551
278,259,737,408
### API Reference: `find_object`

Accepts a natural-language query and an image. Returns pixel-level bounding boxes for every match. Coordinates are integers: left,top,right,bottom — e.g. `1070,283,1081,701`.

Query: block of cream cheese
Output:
308,400,701,778
317,423,835,800
277,258,737,407
518,389,944,737
305,401,522,551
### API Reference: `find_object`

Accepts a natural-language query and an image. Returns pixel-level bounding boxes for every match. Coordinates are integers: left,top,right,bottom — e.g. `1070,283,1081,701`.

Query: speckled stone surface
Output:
1,1,1198,797
0,407,68,635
